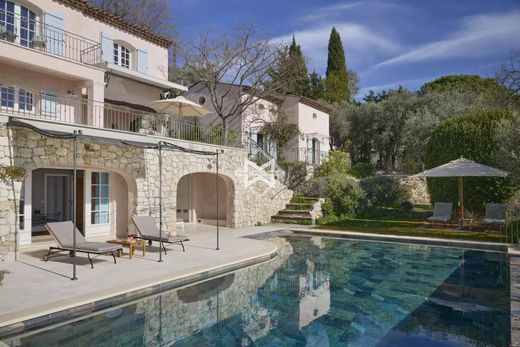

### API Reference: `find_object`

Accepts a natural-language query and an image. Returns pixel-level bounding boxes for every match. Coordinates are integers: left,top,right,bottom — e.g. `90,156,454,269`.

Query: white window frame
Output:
0,85,34,113
91,172,109,225
0,1,39,47
113,42,131,69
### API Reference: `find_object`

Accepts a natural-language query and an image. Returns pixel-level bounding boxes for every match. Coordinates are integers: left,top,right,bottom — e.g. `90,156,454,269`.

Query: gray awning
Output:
414,157,508,178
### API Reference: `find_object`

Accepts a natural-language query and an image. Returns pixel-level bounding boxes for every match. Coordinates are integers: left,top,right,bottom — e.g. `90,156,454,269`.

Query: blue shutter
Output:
100,32,113,63
137,49,148,74
44,12,64,56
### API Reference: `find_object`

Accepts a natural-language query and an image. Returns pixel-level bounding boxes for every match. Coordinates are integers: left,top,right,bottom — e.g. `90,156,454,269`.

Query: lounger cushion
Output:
483,218,506,225
427,216,451,223
132,216,190,243
46,221,121,253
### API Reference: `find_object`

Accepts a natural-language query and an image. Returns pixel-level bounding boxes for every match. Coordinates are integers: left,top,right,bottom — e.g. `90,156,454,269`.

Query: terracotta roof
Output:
54,0,173,48
271,94,332,114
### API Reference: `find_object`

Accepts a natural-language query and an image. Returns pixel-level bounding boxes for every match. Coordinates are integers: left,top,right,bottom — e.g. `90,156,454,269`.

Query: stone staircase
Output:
271,196,320,225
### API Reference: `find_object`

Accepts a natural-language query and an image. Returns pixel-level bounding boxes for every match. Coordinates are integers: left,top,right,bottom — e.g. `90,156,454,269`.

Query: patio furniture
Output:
43,221,122,268
427,202,453,226
131,215,190,254
107,239,146,259
483,203,507,232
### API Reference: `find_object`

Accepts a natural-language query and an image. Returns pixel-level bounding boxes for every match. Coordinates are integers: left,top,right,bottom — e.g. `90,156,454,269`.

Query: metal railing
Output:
282,148,328,165
0,90,243,148
0,9,100,64
246,137,286,183
506,204,520,244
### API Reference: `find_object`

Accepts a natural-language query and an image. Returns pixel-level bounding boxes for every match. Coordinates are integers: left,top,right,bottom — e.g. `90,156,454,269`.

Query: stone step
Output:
278,209,312,216
290,196,319,204
271,215,313,225
286,203,313,210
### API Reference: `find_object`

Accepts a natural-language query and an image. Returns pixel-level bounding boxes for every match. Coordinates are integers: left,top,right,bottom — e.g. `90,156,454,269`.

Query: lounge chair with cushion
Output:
43,221,122,268
131,215,190,254
483,203,507,232
427,202,453,225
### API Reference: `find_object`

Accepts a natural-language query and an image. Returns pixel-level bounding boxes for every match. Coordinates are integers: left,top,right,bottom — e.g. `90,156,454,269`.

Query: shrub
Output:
400,201,414,213
360,175,411,208
300,177,328,198
424,109,517,215
322,174,366,218
314,150,350,178
279,161,308,191
350,162,375,178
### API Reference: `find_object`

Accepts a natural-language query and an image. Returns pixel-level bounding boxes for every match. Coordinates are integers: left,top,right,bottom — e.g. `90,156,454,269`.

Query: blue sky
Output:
171,0,520,98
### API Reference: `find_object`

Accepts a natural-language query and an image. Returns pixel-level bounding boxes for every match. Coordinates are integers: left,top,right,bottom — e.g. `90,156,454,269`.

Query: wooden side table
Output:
461,218,473,231
107,239,146,259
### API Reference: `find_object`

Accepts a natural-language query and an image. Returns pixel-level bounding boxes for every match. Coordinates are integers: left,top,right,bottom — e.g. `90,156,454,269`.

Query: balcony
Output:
0,9,100,64
0,89,242,148
283,148,328,165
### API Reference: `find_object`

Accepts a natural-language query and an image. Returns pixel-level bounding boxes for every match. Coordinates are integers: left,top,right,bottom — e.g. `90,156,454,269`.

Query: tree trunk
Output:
221,118,229,146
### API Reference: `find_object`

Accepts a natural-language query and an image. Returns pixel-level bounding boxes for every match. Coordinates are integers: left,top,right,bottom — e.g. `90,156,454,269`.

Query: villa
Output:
0,0,294,262
184,83,331,166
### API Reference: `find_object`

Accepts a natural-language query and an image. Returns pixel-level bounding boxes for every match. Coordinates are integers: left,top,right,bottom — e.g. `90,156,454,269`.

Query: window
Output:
198,96,205,105
0,1,15,35
19,6,36,47
18,89,32,111
0,86,14,108
258,103,265,110
312,112,317,119
91,172,109,224
113,43,131,68
40,91,58,118
0,1,38,46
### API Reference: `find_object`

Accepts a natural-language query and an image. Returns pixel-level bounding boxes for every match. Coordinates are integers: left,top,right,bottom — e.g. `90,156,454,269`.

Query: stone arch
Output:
176,172,235,228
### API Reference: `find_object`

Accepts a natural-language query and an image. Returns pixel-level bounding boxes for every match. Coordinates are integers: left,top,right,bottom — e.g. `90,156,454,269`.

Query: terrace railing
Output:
0,90,243,148
282,148,328,166
0,9,100,64
246,137,286,183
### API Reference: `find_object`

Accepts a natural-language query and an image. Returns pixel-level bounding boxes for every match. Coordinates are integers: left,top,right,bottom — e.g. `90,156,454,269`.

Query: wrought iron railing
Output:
246,137,286,183
0,9,100,64
0,89,242,148
282,148,328,165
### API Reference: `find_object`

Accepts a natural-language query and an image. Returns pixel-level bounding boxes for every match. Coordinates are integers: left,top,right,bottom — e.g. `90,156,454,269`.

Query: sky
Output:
171,0,520,98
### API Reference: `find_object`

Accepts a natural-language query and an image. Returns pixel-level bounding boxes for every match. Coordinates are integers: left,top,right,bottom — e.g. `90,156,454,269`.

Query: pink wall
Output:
22,0,170,80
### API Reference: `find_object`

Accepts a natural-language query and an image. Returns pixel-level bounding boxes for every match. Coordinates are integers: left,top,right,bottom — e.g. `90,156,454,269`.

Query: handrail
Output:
0,9,99,64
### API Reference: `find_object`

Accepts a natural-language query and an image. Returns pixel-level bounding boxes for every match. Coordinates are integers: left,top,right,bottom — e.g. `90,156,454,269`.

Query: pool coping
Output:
0,245,278,338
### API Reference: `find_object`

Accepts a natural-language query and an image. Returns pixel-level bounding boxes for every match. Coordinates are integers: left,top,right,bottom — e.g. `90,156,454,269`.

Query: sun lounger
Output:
44,221,122,268
483,203,507,232
131,215,189,254
427,202,453,225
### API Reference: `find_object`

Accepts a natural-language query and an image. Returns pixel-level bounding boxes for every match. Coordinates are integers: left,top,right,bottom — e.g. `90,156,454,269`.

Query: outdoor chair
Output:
131,215,190,254
427,202,453,226
43,221,122,268
483,203,507,232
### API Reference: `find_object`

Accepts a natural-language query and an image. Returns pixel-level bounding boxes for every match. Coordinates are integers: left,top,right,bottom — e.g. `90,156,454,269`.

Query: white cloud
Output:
357,75,439,97
272,23,401,72
374,11,520,68
299,2,365,22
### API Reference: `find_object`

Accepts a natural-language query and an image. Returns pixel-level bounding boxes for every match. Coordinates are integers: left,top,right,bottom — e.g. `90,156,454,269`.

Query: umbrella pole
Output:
216,149,220,251
458,177,464,229
158,141,163,263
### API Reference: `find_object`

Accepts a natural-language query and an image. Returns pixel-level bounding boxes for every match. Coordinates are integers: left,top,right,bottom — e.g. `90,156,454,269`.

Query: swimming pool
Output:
1,234,510,346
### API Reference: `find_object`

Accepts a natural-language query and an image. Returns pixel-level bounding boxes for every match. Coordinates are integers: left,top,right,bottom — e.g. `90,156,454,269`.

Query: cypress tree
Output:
325,27,349,102
288,36,310,97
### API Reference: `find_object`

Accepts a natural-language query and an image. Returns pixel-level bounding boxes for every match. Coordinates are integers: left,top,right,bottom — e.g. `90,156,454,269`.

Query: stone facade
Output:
0,121,293,261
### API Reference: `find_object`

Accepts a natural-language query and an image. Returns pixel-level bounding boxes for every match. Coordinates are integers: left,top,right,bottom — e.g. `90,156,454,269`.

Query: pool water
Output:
2,235,510,347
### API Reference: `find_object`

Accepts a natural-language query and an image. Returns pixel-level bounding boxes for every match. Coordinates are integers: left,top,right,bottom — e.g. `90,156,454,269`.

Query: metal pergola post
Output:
71,129,82,280
216,149,220,251
158,141,163,263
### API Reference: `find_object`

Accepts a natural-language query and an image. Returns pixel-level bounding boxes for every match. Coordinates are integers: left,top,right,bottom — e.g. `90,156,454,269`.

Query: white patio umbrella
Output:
147,96,211,117
414,156,508,227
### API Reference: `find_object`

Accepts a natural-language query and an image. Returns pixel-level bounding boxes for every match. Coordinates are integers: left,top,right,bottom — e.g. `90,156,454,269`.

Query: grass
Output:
315,206,506,243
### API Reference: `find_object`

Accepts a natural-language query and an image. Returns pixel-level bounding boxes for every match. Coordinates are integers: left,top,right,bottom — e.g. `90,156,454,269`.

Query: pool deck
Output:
0,224,285,335
1,224,518,344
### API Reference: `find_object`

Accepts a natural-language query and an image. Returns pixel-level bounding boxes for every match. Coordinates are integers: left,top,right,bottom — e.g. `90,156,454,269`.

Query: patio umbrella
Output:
147,96,211,118
414,156,508,227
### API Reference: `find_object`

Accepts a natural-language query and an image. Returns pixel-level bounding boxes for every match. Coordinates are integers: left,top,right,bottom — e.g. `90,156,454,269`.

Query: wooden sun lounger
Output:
131,215,189,254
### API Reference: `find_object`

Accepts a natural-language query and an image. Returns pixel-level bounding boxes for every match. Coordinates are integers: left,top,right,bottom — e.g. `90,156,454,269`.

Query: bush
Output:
360,175,411,208
279,161,308,191
424,109,517,215
399,201,414,213
300,177,328,198
322,174,366,218
314,150,350,178
350,162,375,178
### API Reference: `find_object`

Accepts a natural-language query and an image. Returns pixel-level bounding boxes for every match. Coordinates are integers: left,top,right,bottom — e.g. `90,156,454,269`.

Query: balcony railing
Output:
282,148,328,165
0,91,242,148
0,9,100,64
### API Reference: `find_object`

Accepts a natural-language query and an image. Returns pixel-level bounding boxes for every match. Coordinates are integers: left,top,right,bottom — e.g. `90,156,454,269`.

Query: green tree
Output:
314,150,351,178
309,71,325,100
324,27,349,103
424,109,517,215
269,36,310,97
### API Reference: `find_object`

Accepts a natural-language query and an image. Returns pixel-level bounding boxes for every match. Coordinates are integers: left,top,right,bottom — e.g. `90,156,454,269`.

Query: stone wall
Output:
398,176,430,206
0,121,292,261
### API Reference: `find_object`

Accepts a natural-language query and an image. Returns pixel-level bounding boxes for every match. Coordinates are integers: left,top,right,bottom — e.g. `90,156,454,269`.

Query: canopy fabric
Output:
414,157,508,178
147,96,211,117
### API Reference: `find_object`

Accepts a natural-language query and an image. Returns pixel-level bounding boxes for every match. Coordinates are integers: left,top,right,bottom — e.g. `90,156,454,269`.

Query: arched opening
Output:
176,173,234,227
21,167,135,244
